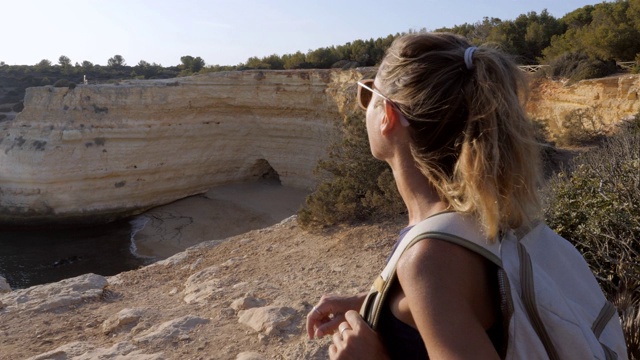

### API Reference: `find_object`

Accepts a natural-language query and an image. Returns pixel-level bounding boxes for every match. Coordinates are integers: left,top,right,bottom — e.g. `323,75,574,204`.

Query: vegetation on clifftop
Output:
2,0,640,109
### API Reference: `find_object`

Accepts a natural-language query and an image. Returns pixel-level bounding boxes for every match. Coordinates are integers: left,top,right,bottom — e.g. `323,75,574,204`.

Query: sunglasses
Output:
356,79,392,110
357,79,411,127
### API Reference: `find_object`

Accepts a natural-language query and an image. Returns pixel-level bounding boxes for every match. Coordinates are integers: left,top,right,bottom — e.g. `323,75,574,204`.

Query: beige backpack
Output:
360,212,628,359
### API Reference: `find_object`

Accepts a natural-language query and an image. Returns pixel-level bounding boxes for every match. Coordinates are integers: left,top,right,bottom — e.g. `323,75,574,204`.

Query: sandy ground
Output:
0,181,402,359
132,180,310,259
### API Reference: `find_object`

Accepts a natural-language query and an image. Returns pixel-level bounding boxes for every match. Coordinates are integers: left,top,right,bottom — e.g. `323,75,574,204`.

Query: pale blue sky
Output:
3,0,606,67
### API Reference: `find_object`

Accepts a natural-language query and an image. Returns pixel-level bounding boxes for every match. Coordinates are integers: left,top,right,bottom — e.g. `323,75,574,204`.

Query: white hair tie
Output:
464,47,477,70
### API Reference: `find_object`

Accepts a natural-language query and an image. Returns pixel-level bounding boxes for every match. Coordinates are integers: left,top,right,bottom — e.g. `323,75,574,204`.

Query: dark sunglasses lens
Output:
359,85,372,109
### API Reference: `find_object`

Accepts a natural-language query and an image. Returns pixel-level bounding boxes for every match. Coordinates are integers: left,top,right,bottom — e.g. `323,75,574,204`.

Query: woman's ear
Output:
381,100,403,135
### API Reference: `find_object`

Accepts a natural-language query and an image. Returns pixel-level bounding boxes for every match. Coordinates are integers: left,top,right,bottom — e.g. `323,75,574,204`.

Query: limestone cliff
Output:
527,74,640,140
1,70,637,225
0,70,364,224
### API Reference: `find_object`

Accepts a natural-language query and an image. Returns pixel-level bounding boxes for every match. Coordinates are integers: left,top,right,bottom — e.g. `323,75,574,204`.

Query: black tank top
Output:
377,227,506,359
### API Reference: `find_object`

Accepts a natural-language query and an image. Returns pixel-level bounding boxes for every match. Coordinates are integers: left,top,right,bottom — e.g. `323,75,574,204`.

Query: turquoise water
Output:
0,220,150,289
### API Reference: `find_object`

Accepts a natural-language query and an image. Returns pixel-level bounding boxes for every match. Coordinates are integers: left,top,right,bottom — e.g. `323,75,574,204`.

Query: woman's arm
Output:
396,238,500,360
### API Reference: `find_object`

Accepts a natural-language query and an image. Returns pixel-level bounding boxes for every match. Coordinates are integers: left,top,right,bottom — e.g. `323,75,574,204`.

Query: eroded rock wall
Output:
2,70,637,224
527,74,640,139
0,70,363,224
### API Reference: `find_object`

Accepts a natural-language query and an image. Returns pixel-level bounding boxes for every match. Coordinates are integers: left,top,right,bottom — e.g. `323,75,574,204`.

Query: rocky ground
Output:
0,212,402,360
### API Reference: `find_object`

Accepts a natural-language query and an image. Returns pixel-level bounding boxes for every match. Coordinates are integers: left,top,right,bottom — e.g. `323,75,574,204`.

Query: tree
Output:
107,55,126,68
134,60,163,78
544,1,640,62
179,55,205,74
439,17,503,45
244,56,271,69
283,51,308,69
35,59,52,70
58,55,71,67
261,54,284,70
81,60,93,69
306,47,339,68
562,5,595,29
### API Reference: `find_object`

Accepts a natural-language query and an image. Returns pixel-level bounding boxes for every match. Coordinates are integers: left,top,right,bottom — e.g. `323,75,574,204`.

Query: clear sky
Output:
3,0,606,67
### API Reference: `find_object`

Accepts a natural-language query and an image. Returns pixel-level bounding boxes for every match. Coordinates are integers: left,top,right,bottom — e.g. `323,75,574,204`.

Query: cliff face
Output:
0,70,363,224
1,70,637,225
527,74,640,139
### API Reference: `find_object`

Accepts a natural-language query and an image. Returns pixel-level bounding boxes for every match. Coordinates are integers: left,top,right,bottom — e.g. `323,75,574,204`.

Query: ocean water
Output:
0,219,151,289
0,181,308,290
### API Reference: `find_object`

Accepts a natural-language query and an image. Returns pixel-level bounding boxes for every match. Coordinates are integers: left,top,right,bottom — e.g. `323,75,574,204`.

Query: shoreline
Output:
129,180,309,259
0,180,309,290
0,199,400,359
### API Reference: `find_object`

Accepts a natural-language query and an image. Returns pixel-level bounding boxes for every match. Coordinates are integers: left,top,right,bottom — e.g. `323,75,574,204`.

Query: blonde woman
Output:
307,32,542,359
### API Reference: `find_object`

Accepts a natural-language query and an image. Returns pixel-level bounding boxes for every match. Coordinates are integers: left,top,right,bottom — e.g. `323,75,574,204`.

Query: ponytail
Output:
378,33,542,240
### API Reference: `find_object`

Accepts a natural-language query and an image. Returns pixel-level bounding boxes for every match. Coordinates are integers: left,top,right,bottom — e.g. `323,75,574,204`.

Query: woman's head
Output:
372,32,542,239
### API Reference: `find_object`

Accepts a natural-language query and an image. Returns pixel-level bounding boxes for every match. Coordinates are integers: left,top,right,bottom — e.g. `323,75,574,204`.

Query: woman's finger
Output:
306,306,326,339
332,330,342,347
315,313,344,338
328,344,338,360
344,310,366,332
338,321,352,339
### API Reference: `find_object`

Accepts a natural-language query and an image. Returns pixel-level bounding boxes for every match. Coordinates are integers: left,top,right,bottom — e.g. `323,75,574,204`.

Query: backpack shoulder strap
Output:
361,211,501,329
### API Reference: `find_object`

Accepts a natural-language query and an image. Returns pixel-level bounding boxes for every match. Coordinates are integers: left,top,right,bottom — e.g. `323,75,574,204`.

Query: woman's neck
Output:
390,157,448,226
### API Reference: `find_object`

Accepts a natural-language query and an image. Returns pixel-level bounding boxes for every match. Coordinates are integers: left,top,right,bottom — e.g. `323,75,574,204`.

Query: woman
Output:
306,32,542,359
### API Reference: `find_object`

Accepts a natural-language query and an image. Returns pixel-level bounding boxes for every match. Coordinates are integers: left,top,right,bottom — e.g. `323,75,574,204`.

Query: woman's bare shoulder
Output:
395,236,496,318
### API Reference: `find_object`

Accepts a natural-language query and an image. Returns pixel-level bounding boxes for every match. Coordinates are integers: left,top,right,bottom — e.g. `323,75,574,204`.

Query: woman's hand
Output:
306,293,366,339
329,310,390,360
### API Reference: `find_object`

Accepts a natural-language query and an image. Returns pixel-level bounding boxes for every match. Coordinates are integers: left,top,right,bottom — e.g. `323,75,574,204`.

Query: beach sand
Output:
132,180,309,259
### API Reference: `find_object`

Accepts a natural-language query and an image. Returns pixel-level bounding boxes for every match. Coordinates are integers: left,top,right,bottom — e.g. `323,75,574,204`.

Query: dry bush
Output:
545,114,640,358
555,108,608,147
613,280,640,360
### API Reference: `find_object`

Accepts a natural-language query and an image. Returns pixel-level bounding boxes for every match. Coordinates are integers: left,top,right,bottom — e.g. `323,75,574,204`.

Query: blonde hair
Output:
377,33,542,240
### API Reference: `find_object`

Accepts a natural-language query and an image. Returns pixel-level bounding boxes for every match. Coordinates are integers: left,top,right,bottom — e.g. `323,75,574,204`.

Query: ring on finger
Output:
312,306,322,316
339,325,351,337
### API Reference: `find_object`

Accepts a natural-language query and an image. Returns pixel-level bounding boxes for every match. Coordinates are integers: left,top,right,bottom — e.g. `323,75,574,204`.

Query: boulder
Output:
183,265,222,304
26,341,163,360
238,306,296,335
231,296,266,311
133,315,209,345
1,273,107,312
0,276,11,293
236,351,266,360
102,308,146,334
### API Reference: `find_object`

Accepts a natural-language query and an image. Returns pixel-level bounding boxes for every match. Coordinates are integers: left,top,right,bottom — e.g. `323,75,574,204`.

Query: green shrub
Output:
53,79,70,87
52,79,76,89
546,52,617,84
297,113,405,228
545,120,639,293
